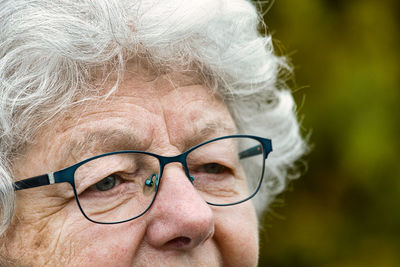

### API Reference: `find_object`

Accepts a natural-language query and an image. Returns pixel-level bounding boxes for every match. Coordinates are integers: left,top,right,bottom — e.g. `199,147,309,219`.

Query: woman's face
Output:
5,67,259,266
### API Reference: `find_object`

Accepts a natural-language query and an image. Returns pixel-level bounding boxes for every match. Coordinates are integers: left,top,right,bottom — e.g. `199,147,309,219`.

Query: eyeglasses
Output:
14,135,272,224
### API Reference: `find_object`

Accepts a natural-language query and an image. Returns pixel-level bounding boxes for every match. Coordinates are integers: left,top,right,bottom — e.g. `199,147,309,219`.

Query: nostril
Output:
166,237,191,248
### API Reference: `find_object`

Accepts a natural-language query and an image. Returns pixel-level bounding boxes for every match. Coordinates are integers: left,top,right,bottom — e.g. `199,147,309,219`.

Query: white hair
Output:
0,0,307,235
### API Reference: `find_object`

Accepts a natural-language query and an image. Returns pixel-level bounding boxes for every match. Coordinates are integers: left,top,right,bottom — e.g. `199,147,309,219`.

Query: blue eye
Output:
94,175,117,191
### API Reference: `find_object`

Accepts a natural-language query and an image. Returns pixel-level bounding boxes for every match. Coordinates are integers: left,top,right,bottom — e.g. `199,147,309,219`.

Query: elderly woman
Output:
0,0,306,266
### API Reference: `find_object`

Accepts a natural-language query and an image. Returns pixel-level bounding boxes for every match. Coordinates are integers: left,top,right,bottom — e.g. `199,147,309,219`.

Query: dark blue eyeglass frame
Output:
14,135,272,224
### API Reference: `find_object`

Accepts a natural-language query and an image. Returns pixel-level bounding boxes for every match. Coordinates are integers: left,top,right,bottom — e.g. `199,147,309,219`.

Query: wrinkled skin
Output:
3,65,259,266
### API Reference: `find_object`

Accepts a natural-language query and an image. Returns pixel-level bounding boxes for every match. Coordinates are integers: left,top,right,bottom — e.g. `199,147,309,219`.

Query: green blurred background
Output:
256,0,400,266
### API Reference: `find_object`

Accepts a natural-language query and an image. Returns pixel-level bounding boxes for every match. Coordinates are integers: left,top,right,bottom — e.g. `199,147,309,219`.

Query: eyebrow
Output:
66,129,142,162
186,120,237,148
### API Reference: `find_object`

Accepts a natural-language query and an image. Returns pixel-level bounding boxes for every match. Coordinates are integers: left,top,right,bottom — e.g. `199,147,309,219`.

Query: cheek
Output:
2,206,79,265
213,203,259,267
69,220,147,265
5,197,147,266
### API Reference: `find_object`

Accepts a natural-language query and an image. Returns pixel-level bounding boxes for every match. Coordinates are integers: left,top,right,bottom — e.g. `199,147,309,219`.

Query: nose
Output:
145,164,214,250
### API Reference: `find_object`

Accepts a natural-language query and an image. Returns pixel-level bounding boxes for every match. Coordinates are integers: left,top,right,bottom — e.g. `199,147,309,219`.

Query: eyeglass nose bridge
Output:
157,152,195,185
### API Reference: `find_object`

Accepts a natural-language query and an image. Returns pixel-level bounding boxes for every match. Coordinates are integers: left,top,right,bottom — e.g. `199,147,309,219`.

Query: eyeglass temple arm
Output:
14,173,55,191
239,144,263,159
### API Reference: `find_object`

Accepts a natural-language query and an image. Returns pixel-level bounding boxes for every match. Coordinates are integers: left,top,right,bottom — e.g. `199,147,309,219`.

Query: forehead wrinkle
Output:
63,117,236,165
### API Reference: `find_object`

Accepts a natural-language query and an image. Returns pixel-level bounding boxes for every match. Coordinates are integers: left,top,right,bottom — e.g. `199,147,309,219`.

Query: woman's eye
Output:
93,175,118,191
202,163,228,174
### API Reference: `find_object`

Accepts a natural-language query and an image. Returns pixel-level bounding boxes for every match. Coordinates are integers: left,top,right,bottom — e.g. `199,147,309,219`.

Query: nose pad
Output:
146,172,192,188
145,173,159,187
